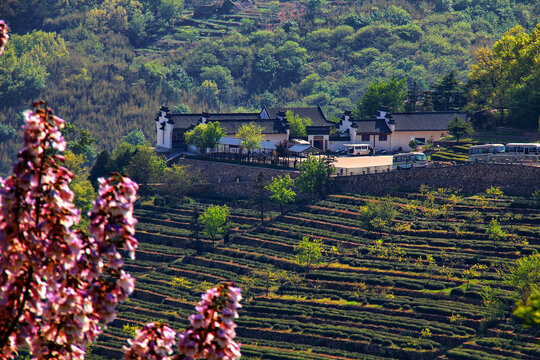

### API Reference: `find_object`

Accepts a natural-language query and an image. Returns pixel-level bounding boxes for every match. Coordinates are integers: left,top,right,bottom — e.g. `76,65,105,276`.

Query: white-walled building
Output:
155,106,331,151
333,108,467,153
155,105,467,154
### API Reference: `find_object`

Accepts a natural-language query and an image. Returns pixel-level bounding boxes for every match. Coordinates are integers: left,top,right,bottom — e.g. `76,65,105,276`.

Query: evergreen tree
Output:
446,115,474,143
430,70,466,111
404,80,420,112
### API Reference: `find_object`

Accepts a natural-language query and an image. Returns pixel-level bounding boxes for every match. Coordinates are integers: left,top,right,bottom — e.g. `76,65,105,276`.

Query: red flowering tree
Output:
0,22,241,360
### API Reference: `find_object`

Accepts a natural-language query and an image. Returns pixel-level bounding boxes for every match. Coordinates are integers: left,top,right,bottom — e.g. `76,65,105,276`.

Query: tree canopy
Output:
353,77,407,118
265,174,296,214
468,24,540,129
199,204,230,246
185,121,225,153
446,115,474,143
237,122,263,156
296,156,334,196
286,110,312,137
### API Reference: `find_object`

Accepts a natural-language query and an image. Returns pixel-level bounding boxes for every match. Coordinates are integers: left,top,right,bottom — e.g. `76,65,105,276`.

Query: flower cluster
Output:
0,20,7,56
0,101,138,359
177,283,242,360
123,284,242,360
0,97,242,359
124,323,177,360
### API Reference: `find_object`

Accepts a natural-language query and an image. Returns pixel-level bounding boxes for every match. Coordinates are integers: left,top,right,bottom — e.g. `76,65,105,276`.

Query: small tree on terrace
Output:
185,121,225,154
360,199,397,234
265,174,296,214
296,236,323,272
237,122,263,160
503,253,540,303
199,204,230,247
253,172,269,223
253,264,287,296
485,218,506,242
446,115,474,144
296,155,334,196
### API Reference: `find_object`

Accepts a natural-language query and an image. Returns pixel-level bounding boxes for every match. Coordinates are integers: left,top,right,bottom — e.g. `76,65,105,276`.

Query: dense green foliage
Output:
296,156,334,195
237,122,264,156
265,174,296,214
286,110,312,137
0,0,538,174
446,115,474,143
199,204,230,245
353,77,407,117
185,121,226,152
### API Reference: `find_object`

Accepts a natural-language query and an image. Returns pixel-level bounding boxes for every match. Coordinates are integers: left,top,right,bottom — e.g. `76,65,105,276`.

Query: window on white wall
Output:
379,134,387,141
361,134,370,141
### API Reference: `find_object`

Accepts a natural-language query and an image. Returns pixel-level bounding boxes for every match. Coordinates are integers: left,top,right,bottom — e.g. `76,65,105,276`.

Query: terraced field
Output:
90,191,540,360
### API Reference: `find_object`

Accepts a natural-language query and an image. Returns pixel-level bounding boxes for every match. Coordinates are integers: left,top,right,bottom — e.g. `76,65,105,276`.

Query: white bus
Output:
344,144,374,156
468,144,505,162
501,143,540,163
392,152,427,170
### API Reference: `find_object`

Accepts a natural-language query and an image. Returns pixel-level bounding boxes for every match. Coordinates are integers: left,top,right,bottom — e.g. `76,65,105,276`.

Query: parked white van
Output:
344,144,374,156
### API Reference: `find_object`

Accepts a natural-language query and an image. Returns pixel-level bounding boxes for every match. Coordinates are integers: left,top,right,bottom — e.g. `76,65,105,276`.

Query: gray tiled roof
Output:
306,126,330,135
391,112,466,131
169,113,261,130
266,107,329,126
352,119,392,134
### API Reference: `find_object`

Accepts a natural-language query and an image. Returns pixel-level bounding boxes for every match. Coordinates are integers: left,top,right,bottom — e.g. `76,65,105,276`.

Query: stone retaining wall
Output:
182,159,539,197
333,163,540,196
176,158,299,184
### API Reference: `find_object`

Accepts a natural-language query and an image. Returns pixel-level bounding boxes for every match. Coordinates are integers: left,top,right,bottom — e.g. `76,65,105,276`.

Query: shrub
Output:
382,339,394,347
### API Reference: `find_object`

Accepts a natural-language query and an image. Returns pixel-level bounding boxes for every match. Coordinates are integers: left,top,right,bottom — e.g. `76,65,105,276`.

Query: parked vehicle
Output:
392,152,428,170
344,144,373,156
468,143,540,163
500,143,540,163
468,144,505,162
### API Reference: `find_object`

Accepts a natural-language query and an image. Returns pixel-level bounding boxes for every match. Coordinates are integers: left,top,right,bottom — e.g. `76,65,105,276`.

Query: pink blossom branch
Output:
0,20,8,56
0,101,139,359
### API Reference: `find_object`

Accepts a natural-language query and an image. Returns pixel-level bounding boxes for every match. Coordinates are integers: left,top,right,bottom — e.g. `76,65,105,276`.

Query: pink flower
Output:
0,20,8,56
0,102,139,359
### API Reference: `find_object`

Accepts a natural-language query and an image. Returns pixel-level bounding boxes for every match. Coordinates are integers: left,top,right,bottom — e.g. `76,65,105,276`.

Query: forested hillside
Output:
0,0,539,174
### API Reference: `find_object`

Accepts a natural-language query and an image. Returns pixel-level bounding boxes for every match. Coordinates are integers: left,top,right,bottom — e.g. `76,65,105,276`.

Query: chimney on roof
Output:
201,112,210,124
339,110,353,135
377,106,390,120
386,114,395,133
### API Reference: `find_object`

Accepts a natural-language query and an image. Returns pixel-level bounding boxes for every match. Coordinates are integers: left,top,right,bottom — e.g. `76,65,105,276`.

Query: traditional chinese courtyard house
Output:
155,106,332,152
155,105,467,154
334,107,467,153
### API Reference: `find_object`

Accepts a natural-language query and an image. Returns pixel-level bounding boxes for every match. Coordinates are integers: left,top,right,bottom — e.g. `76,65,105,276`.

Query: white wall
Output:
156,111,172,149
328,140,349,151
264,134,288,143
391,130,446,151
